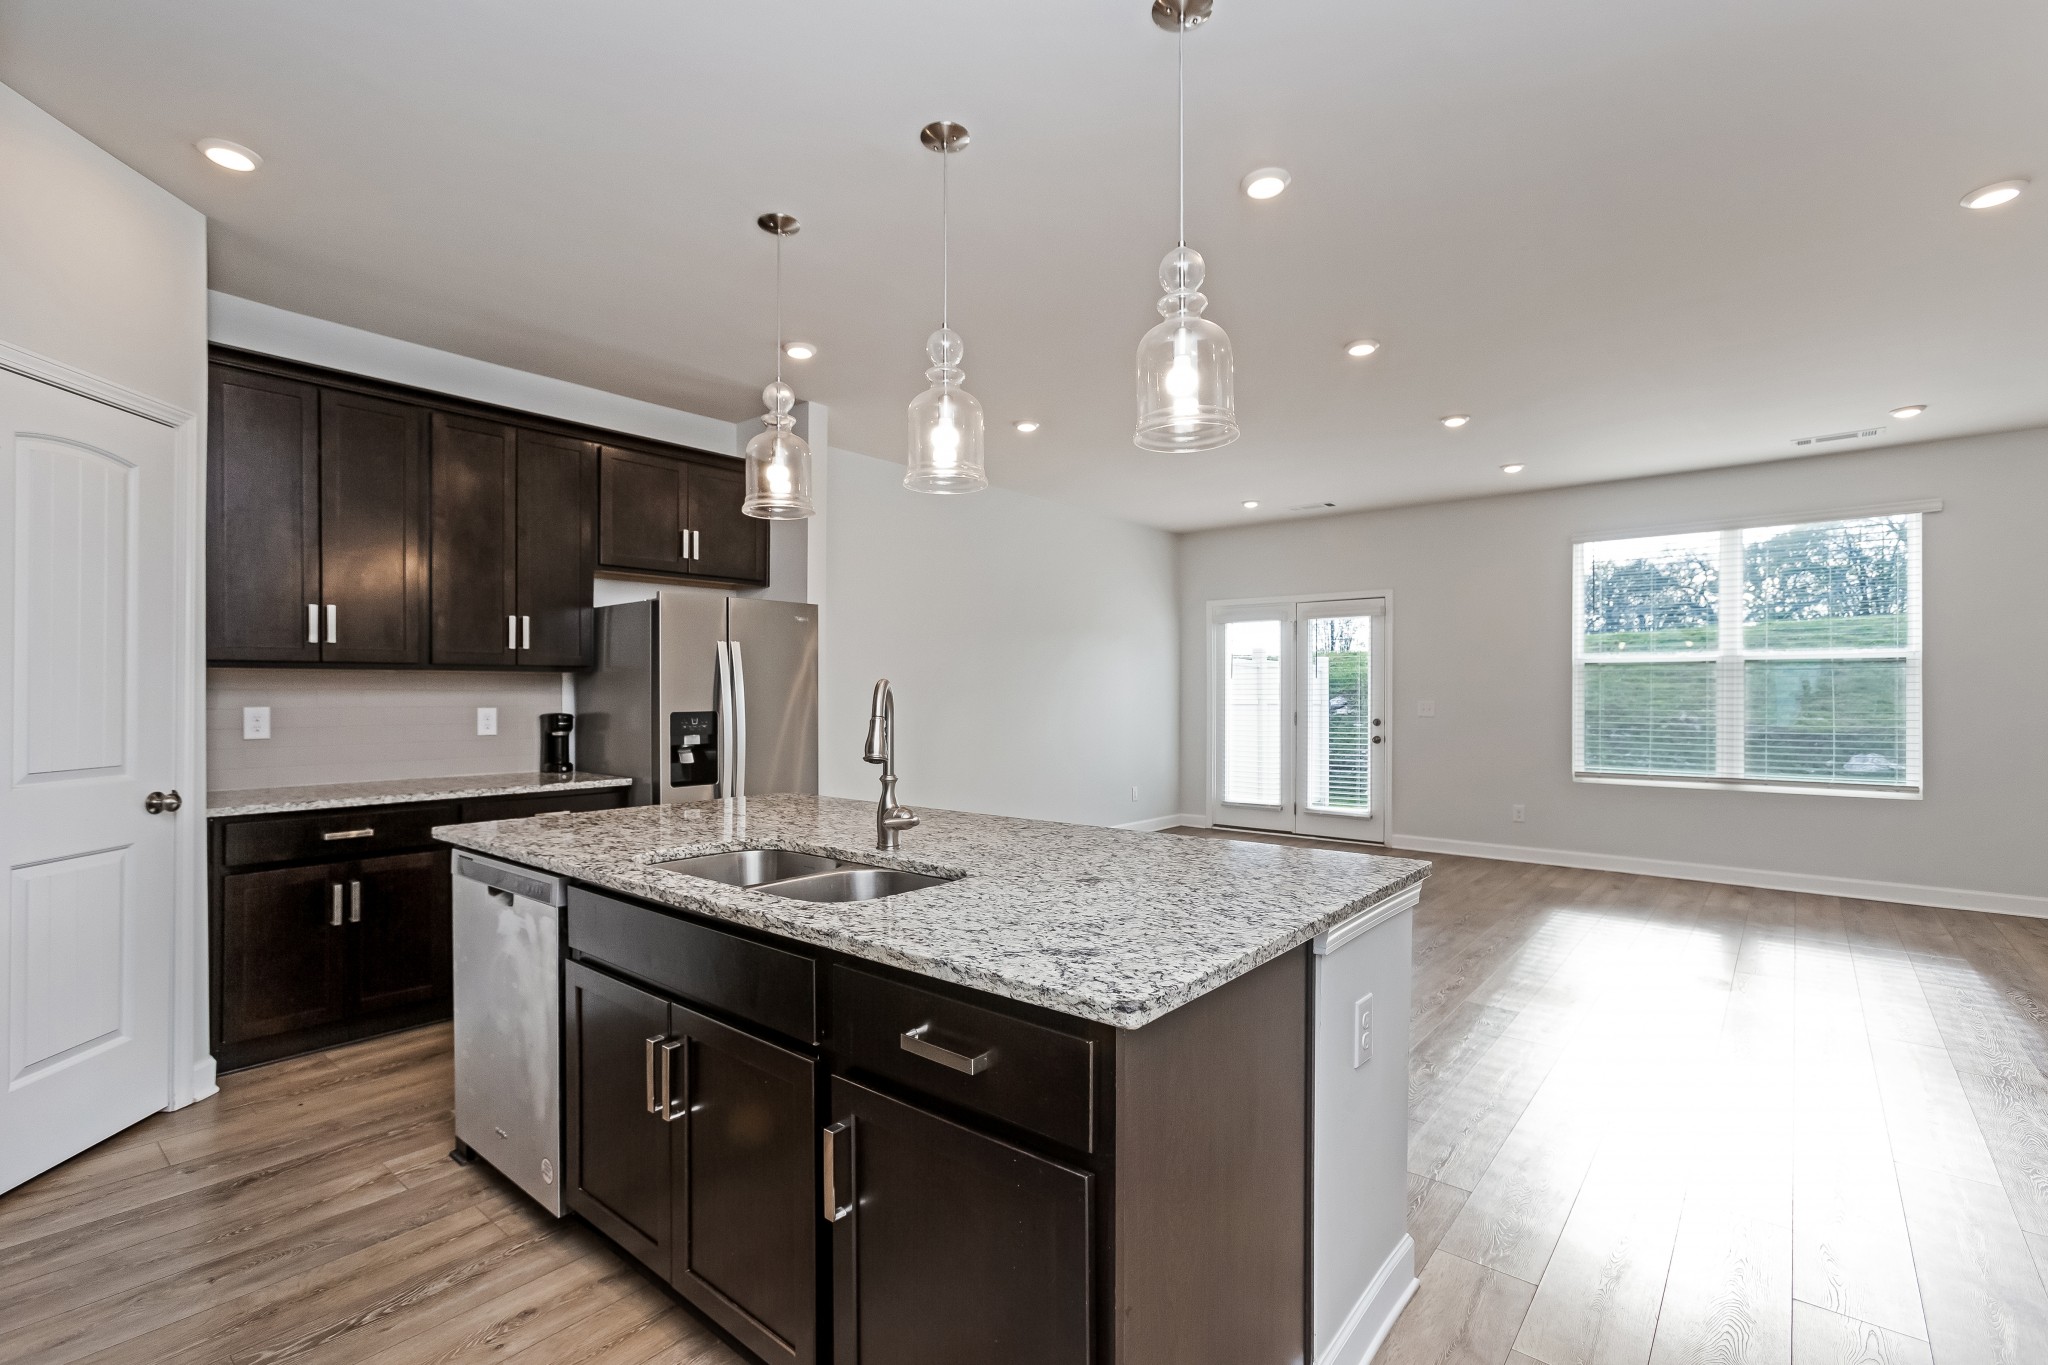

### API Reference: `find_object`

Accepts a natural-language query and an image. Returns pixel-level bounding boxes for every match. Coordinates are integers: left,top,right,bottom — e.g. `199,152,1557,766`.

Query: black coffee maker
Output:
540,713,574,774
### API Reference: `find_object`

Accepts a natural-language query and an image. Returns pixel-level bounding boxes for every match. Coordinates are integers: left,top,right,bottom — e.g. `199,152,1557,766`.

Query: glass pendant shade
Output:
905,327,986,493
743,381,814,519
1135,246,1237,452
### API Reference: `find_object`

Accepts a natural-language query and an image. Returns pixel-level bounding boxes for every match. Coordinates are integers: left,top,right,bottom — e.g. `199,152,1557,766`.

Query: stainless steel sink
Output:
653,849,845,887
751,866,957,903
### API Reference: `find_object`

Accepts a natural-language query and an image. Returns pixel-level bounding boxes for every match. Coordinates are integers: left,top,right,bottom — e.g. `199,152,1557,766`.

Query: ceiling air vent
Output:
1792,426,1883,448
1289,501,1338,512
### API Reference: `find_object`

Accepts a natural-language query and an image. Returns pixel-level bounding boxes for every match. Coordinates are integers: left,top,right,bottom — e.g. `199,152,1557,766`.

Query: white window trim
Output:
1570,514,1924,799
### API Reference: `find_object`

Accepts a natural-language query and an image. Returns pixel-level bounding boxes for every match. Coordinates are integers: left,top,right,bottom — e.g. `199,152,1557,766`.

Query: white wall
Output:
822,447,1180,829
1,81,212,1101
1178,429,2048,914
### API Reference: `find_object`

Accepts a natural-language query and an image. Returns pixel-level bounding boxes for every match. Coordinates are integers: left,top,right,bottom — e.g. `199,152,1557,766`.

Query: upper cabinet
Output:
208,351,762,668
599,446,767,586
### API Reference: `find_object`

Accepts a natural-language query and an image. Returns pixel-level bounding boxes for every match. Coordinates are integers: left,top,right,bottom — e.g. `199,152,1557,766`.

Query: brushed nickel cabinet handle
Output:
659,1039,685,1122
644,1034,665,1115
521,615,531,650
321,828,375,841
822,1121,853,1222
899,1024,991,1076
309,603,320,644
326,604,337,644
348,880,361,923
329,884,344,928
508,615,518,649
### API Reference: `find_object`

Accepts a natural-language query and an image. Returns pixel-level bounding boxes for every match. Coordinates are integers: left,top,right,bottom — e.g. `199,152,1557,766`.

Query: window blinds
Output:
1221,619,1283,805
1573,514,1922,793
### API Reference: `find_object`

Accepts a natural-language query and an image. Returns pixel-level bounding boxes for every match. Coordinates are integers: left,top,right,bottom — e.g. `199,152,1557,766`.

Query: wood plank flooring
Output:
6,838,2046,1365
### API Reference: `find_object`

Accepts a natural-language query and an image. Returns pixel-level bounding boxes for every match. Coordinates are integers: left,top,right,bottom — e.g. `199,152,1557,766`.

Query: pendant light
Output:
742,212,814,519
906,121,987,494
1134,0,1239,453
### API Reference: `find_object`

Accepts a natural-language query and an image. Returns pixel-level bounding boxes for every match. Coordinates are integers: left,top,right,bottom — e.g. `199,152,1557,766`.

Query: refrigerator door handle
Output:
730,640,749,800
715,638,735,799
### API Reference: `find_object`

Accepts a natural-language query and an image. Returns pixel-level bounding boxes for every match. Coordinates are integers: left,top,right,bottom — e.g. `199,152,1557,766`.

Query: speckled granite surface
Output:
208,772,633,818
434,794,1428,1029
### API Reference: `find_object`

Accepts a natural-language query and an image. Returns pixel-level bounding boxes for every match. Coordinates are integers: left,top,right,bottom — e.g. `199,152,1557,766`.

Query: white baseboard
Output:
1114,813,1207,832
1388,832,2048,920
1320,1233,1418,1365
187,1056,218,1107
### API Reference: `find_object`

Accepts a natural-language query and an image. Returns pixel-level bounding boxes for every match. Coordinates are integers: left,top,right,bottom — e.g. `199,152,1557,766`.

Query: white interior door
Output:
0,370,180,1193
1210,596,1389,843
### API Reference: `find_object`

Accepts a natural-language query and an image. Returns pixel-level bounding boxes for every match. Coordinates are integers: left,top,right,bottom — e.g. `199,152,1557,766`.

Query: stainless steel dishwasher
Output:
452,852,567,1216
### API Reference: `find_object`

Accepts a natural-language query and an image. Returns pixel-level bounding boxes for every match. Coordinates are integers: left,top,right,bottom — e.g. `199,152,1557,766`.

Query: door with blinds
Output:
1210,597,1388,842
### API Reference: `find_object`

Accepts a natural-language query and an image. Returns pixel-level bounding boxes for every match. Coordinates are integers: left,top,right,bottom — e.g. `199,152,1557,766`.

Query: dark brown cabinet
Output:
218,863,349,1045
208,349,760,668
347,851,451,1015
319,389,430,665
827,1077,1092,1365
565,954,818,1365
599,445,767,586
208,367,321,663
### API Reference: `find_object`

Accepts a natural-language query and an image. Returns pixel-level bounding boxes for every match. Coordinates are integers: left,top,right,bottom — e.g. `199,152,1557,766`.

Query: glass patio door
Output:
1210,597,1387,842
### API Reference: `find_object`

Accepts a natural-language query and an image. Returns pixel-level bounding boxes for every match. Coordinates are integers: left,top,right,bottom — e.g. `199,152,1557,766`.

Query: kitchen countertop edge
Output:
208,771,634,818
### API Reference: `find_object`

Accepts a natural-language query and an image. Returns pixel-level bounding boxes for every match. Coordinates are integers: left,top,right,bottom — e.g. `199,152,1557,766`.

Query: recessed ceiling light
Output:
1888,404,1927,419
1241,167,1291,201
1242,500,1259,509
1501,463,1525,474
1013,420,1040,433
1961,179,2026,210
782,341,816,361
197,138,261,173
1344,339,1380,358
1440,414,1470,428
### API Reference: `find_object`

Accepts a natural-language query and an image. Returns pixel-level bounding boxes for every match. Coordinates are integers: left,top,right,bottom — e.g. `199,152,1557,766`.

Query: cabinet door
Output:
347,851,450,1018
565,960,674,1278
516,430,597,667
430,413,518,667
686,459,766,584
670,1004,817,1365
828,1077,1091,1365
219,864,348,1045
208,366,321,662
320,389,429,664
598,446,687,575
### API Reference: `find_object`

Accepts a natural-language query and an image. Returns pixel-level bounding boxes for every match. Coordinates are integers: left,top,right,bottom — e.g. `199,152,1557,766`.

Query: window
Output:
1572,513,1922,794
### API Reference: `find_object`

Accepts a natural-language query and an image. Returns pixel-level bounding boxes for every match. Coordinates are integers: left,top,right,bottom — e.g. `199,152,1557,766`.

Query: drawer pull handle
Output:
822,1121,853,1222
900,1023,991,1076
659,1039,686,1122
321,828,376,841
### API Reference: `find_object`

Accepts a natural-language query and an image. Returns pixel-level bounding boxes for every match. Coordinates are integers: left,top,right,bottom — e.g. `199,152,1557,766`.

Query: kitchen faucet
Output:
862,679,919,852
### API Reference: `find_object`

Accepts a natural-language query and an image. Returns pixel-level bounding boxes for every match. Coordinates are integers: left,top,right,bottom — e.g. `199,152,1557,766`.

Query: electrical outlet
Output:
1131,785,1139,803
1417,700,1436,717
242,706,270,740
1353,994,1373,1068
476,707,498,737
1512,804,1526,823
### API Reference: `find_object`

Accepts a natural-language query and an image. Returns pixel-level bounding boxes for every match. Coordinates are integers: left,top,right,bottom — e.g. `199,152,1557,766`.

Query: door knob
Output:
144,790,183,814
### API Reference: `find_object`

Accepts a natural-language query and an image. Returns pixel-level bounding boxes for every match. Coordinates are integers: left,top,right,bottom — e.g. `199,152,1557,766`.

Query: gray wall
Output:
823,447,1181,829
1177,428,2047,911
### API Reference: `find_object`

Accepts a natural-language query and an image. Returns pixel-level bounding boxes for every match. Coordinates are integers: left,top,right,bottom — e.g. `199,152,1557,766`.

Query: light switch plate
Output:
476,707,498,736
1354,994,1373,1068
242,706,270,740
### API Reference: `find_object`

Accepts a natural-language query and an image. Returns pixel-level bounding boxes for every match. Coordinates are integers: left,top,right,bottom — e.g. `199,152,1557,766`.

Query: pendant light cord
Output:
941,136,950,334
774,230,784,389
1177,17,1185,249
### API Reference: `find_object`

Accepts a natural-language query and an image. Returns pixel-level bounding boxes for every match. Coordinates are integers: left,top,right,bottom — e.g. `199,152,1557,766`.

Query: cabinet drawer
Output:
458,788,628,824
825,965,1095,1153
222,802,459,868
567,888,815,1044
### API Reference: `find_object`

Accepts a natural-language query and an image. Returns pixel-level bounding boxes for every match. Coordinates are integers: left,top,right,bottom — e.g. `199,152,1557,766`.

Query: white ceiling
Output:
3,0,2044,531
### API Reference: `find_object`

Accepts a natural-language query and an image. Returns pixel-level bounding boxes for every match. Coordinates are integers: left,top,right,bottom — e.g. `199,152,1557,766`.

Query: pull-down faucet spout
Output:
863,679,919,852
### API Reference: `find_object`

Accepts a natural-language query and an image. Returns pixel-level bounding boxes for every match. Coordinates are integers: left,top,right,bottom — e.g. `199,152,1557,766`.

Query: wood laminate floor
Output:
6,840,2046,1365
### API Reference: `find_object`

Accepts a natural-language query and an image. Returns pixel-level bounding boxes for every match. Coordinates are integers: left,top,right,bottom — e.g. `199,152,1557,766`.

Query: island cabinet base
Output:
558,883,1321,1365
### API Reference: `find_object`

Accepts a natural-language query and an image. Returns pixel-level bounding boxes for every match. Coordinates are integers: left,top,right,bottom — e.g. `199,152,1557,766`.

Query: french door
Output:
1210,596,1387,842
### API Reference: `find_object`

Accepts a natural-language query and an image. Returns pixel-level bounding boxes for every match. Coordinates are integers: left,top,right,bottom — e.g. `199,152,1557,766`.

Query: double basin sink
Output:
653,848,957,903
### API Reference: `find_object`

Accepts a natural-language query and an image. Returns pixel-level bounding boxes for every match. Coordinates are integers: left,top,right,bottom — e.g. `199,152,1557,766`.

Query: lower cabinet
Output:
218,851,450,1053
826,1077,1092,1365
566,959,818,1365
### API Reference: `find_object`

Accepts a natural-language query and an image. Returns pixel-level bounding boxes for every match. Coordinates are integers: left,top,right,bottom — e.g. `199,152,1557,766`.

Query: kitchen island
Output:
437,795,1427,1365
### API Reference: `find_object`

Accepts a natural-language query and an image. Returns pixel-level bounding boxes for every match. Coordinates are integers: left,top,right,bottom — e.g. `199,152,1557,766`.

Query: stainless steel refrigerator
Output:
576,593,818,805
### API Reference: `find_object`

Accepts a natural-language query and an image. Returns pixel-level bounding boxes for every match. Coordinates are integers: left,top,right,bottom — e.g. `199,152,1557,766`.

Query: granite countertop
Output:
434,794,1428,1029
207,771,634,818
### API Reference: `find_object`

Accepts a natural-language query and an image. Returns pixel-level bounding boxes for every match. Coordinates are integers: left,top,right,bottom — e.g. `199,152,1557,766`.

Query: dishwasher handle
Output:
454,853,567,906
